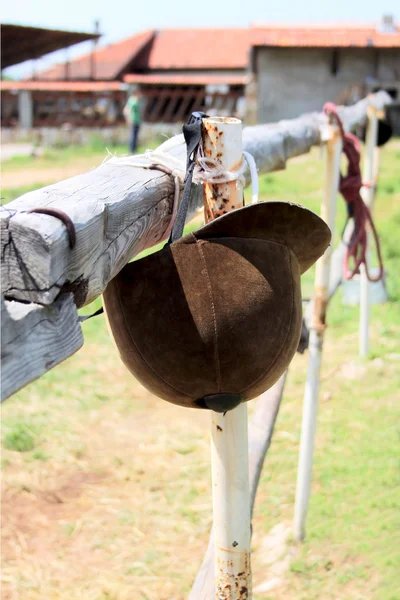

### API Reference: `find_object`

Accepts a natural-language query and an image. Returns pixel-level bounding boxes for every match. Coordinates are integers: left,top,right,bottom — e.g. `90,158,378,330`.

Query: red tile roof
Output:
136,29,251,70
34,24,400,83
1,81,124,92
124,73,248,86
37,28,250,81
252,24,400,48
38,30,154,80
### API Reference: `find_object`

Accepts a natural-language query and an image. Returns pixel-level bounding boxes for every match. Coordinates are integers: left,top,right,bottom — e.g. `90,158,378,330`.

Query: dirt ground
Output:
2,391,213,600
2,143,399,600
1,157,104,189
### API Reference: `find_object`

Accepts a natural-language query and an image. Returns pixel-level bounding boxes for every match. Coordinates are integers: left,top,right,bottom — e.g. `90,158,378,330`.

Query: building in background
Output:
1,18,399,135
1,28,250,129
1,24,111,129
250,16,400,131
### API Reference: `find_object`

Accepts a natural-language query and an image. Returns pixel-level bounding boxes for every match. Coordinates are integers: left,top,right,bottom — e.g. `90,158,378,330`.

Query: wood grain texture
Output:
1,294,83,402
1,166,181,306
1,92,391,309
189,374,287,600
0,92,391,400
242,90,391,176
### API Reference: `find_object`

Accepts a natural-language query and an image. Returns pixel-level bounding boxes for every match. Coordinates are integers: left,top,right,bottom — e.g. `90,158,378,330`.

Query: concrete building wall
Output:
18,91,33,129
376,49,400,81
256,47,400,123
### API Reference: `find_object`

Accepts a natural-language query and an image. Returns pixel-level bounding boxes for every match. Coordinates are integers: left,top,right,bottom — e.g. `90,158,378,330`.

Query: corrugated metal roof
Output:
1,24,100,69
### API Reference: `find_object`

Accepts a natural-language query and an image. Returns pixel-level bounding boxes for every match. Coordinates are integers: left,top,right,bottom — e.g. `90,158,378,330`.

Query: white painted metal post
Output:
293,127,342,542
202,116,252,599
359,106,379,358
211,406,251,599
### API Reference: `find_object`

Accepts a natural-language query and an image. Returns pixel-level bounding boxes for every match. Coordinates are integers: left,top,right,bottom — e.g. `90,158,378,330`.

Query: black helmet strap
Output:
80,112,208,322
167,111,208,245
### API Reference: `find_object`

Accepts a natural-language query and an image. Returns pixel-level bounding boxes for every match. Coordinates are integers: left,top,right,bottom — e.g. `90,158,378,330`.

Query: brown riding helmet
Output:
103,201,331,411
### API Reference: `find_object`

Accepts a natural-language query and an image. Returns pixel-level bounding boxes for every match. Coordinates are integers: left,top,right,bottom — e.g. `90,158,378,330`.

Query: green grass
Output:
0,137,162,205
1,139,120,172
1,182,53,204
1,140,399,600
1,137,160,173
249,142,400,599
2,422,37,452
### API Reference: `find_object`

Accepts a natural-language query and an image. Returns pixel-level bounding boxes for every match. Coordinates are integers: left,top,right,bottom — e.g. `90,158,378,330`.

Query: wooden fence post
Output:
1,92,391,401
359,105,379,358
293,125,342,542
202,116,252,599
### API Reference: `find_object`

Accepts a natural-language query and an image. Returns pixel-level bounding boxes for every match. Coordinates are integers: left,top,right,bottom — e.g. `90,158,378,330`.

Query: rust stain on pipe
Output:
312,295,328,333
201,117,244,223
204,181,240,223
203,116,251,599
215,550,251,599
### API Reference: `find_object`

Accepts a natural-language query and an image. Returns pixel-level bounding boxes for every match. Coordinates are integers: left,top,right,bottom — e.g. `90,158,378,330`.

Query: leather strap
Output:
29,207,76,249
168,111,208,244
82,111,208,321
78,307,104,322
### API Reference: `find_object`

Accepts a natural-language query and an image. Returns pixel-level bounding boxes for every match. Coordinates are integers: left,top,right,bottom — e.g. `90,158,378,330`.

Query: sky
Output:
2,0,399,78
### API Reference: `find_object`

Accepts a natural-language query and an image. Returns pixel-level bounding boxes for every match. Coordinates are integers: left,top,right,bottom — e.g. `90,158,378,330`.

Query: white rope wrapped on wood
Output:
103,134,259,233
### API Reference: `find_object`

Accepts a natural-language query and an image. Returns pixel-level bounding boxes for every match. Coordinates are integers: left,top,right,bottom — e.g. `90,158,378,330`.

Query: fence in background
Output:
0,91,391,599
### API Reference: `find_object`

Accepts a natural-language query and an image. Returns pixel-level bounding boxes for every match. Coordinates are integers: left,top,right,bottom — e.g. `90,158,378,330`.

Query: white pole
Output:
293,127,342,542
202,116,252,599
18,90,33,129
359,105,379,358
211,406,251,598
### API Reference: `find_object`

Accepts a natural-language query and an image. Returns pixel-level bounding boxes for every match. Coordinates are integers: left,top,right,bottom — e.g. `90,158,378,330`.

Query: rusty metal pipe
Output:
202,116,252,599
202,116,244,223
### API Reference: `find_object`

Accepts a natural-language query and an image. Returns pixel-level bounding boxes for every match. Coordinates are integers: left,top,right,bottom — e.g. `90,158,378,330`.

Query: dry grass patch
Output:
2,141,399,599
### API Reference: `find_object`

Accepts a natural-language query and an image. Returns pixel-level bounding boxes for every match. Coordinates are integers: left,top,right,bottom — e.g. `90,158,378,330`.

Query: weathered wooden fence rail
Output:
0,91,393,599
0,90,391,401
